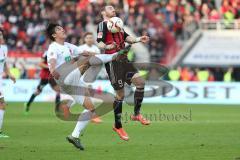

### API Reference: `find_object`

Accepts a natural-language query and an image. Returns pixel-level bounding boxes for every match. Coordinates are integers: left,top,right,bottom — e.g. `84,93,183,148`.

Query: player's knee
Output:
0,102,6,110
53,86,61,93
135,78,145,88
116,93,124,100
35,89,41,95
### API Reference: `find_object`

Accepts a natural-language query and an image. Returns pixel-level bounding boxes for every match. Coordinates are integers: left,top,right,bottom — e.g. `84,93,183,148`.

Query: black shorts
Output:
48,75,57,88
105,58,137,90
37,78,57,92
37,79,48,91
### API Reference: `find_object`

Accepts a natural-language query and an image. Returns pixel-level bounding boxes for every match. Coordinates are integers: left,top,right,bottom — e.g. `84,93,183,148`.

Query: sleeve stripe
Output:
99,22,104,32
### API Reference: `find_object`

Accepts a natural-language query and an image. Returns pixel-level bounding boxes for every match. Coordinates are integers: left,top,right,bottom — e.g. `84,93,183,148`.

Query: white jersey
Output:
0,44,7,98
47,41,87,105
78,44,100,54
47,42,80,68
0,44,7,75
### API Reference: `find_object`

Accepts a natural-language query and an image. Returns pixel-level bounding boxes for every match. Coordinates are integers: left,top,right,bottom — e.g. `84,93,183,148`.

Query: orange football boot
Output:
131,114,151,125
113,126,129,141
91,116,102,124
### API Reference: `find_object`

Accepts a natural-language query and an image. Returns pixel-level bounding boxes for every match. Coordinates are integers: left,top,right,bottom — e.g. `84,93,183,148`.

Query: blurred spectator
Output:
211,67,224,81
9,63,21,79
232,67,240,81
168,67,180,81
180,67,195,81
19,61,27,79
224,68,232,82
195,68,214,82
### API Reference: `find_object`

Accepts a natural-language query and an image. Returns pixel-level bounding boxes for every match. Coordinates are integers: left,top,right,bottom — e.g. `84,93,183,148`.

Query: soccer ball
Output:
107,17,124,33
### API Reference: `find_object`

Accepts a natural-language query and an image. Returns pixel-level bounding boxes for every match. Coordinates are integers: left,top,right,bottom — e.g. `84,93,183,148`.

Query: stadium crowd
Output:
165,67,237,82
2,0,239,55
0,0,240,82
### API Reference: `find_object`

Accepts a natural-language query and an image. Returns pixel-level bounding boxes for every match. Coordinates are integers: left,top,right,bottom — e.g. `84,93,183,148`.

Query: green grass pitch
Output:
0,102,240,160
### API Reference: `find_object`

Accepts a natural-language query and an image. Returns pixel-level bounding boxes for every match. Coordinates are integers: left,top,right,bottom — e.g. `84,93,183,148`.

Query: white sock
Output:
0,109,5,132
71,109,90,138
89,52,118,65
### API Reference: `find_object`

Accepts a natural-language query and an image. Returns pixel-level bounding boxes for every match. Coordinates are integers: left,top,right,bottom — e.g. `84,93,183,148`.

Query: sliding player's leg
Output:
87,45,131,66
67,96,96,150
62,68,96,150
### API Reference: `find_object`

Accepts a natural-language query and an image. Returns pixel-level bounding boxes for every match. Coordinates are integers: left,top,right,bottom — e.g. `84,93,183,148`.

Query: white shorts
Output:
58,68,87,106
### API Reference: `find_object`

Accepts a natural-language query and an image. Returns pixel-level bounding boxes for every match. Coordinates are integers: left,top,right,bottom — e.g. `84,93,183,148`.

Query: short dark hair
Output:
46,23,61,41
100,6,106,13
100,6,106,18
83,32,93,38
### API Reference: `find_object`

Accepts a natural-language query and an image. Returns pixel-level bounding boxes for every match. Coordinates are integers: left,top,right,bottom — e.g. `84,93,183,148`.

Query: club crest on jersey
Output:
98,32,103,38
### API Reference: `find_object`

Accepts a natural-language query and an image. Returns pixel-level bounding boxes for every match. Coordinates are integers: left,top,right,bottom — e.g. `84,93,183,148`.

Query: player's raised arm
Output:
39,53,48,69
125,33,150,44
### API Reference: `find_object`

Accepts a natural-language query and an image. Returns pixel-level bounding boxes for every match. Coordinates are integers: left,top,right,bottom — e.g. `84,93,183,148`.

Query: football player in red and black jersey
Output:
97,5,150,141
24,52,60,114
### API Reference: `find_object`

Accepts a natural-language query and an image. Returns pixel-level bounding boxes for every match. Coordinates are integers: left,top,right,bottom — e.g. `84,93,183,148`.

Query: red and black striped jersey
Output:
39,51,50,80
97,21,129,54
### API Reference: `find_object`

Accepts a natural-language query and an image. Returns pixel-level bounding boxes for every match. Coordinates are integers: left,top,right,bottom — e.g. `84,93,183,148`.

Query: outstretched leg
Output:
131,73,150,125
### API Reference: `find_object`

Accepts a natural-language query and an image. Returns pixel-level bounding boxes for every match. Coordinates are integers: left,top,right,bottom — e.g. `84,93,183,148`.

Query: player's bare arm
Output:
125,35,150,44
71,51,97,63
39,58,48,69
97,41,117,50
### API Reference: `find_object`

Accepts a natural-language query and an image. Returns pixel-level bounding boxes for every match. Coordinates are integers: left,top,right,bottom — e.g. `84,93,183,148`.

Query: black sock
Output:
134,87,144,116
26,93,37,111
113,100,123,129
55,93,60,111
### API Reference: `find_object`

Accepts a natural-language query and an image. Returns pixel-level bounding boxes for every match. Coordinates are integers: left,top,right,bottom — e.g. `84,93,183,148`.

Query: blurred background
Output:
1,0,240,103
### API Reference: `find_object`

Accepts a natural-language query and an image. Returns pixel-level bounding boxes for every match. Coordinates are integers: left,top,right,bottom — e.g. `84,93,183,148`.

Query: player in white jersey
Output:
78,32,102,123
46,23,129,150
78,32,101,55
0,29,16,138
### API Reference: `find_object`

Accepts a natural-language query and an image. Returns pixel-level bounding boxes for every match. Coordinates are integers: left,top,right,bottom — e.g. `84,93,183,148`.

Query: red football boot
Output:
113,126,129,141
131,114,151,125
